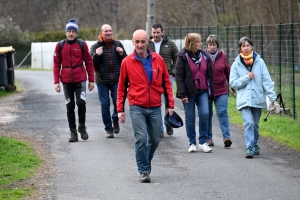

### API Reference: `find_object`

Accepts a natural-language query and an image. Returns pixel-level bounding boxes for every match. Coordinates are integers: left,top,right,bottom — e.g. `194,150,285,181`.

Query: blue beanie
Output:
65,18,78,33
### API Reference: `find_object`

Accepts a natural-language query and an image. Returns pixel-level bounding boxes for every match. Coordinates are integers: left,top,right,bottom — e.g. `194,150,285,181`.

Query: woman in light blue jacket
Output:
229,37,277,158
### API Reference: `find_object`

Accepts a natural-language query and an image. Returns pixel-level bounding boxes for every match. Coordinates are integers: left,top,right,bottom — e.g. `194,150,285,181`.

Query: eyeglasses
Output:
134,40,147,44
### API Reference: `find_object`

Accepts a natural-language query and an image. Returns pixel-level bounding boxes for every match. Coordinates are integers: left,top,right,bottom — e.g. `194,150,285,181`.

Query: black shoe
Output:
166,126,173,135
161,131,164,138
113,122,120,134
224,138,232,148
106,130,114,138
78,124,89,140
69,129,78,142
140,173,150,183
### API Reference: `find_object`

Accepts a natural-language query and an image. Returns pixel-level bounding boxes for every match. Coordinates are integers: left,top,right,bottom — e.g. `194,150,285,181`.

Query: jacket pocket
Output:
253,89,265,105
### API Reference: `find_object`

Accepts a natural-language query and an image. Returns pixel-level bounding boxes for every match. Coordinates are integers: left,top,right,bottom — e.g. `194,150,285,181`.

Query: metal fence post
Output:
279,23,282,92
260,24,263,59
248,24,252,39
291,22,296,119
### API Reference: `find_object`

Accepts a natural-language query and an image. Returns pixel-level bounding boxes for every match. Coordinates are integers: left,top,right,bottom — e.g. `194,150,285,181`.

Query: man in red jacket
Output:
117,29,174,183
53,18,95,142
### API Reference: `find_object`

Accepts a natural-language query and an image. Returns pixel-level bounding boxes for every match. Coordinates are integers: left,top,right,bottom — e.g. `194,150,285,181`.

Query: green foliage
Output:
0,17,32,45
31,28,100,42
217,12,237,26
0,137,42,199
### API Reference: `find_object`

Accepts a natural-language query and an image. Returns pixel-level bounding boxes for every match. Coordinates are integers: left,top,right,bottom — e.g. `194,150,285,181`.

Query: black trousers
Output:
62,82,86,130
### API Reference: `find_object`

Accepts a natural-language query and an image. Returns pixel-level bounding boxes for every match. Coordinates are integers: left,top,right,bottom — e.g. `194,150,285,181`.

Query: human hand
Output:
231,88,236,94
88,82,95,91
116,47,123,55
55,83,61,93
96,46,103,55
167,108,174,116
182,98,189,103
248,72,254,79
118,112,125,124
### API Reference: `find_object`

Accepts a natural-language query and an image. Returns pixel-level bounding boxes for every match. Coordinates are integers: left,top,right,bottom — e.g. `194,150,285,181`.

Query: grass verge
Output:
228,95,300,151
0,137,42,199
0,81,22,98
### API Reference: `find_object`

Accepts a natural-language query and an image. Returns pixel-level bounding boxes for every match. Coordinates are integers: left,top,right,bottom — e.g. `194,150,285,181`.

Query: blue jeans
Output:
130,105,161,174
97,83,118,131
208,94,231,139
161,75,175,131
183,92,209,145
241,107,261,150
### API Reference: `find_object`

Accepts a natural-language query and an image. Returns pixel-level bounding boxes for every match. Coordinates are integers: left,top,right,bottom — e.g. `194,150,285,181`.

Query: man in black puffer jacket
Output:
148,23,178,138
90,24,127,138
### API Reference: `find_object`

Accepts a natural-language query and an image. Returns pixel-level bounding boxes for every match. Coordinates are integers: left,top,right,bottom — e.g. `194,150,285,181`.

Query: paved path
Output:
0,70,299,200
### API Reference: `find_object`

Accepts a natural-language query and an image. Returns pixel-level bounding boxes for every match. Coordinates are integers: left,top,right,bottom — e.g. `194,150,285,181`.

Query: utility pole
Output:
146,0,156,37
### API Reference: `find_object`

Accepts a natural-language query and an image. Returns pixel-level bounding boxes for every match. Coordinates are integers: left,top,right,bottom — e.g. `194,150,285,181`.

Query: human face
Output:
195,40,202,52
101,25,113,41
132,30,149,57
151,28,163,42
65,30,77,41
207,43,217,53
240,41,253,56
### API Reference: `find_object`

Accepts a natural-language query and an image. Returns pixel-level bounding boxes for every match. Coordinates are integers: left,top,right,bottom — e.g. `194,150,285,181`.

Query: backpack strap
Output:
59,39,84,59
77,39,84,59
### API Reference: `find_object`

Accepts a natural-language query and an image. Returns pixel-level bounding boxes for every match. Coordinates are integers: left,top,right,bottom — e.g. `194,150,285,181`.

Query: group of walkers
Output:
53,18,278,183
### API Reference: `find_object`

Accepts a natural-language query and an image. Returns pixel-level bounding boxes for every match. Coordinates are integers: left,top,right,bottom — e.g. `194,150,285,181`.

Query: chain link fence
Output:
164,23,300,121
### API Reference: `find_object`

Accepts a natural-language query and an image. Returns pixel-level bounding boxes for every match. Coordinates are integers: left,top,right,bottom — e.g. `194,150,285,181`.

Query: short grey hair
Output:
238,37,254,50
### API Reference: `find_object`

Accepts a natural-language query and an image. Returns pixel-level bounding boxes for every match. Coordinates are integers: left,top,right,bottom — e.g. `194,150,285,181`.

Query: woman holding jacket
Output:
175,33,214,153
229,37,277,158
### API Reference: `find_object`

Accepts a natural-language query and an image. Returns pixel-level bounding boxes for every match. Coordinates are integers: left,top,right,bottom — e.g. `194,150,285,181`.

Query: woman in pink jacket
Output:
205,34,233,148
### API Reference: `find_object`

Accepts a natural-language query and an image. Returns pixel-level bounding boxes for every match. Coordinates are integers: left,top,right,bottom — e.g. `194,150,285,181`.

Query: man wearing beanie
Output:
53,18,95,142
90,24,127,138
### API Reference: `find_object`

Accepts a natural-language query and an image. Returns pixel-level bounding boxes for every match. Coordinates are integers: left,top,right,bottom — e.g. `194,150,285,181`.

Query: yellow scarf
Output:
240,51,253,66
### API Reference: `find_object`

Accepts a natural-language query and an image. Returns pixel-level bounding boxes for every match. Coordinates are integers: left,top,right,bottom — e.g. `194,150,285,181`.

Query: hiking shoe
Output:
69,129,78,142
166,126,173,135
140,173,150,183
224,138,232,148
198,143,213,153
161,131,164,138
206,139,214,146
246,148,254,158
188,144,197,152
78,124,89,140
106,130,114,138
253,145,260,155
113,121,120,134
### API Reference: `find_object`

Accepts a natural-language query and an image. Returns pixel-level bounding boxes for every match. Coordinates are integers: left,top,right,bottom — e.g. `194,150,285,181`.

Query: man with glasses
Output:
117,29,174,183
148,23,178,138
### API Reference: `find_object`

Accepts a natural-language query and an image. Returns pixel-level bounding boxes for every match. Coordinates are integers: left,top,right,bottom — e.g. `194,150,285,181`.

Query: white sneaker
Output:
198,143,212,153
188,144,197,152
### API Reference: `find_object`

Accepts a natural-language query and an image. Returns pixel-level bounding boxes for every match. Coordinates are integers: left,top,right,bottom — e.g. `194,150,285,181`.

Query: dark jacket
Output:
175,48,214,99
90,39,127,84
148,35,178,76
53,38,94,84
205,49,230,97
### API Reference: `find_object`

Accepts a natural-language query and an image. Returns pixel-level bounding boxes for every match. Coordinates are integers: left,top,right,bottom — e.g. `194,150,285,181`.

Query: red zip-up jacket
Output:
117,51,174,112
53,39,94,84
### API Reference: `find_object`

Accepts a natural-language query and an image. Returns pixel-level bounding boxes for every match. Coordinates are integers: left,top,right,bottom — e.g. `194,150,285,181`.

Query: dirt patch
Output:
0,131,55,200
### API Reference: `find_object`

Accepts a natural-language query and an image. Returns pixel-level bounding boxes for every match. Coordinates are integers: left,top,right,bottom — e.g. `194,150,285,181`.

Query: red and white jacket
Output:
117,50,174,112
